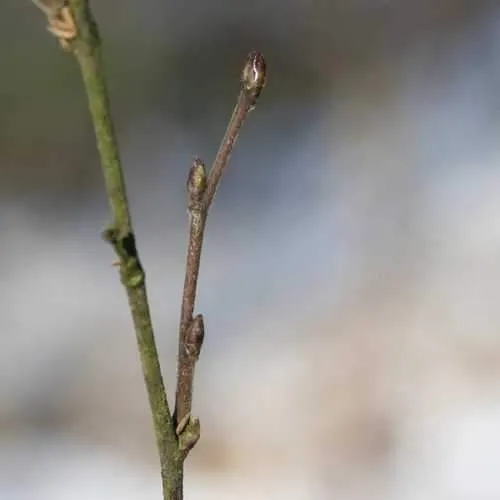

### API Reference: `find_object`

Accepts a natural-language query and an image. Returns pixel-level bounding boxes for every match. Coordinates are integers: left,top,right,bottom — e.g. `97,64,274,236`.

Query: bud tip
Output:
187,158,207,202
241,51,267,101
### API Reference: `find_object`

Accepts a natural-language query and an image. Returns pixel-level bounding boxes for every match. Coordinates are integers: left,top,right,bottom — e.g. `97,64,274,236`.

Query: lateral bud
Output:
185,314,205,360
187,158,207,204
241,51,267,103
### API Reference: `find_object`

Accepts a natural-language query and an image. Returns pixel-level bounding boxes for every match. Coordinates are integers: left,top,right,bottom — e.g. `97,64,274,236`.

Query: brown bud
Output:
241,51,267,102
187,158,206,204
185,314,205,360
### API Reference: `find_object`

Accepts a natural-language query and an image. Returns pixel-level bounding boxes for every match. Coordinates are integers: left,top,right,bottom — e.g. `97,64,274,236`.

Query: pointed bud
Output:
241,51,267,103
187,158,206,204
185,314,205,360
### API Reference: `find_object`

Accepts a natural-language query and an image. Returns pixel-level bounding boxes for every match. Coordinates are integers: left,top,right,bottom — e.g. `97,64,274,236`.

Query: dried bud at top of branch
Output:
241,51,267,102
187,158,207,204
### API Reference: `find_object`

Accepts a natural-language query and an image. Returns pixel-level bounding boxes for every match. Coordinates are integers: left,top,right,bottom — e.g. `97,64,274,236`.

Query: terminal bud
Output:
241,51,267,102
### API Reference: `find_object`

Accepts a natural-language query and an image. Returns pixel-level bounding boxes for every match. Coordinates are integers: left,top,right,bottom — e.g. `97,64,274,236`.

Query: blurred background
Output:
2,0,500,498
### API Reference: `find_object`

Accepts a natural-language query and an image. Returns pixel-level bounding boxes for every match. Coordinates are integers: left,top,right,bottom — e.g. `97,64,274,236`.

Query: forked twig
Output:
174,52,267,441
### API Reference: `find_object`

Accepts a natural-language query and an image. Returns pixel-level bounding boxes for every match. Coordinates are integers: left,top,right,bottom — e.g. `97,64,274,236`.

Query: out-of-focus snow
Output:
3,4,500,500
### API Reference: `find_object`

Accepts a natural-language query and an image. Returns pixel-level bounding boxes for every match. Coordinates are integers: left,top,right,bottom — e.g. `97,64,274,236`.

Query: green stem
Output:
67,1,182,497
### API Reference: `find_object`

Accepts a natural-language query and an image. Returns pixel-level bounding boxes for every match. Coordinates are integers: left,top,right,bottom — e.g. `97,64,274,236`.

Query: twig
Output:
175,160,208,429
174,52,267,433
204,51,267,207
54,1,182,498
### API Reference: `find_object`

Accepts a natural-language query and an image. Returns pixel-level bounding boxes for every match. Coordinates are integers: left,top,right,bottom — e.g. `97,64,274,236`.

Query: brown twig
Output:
175,160,208,426
203,51,267,208
174,52,267,436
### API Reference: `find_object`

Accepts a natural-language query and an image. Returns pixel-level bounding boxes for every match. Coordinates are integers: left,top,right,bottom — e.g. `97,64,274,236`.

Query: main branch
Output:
66,1,181,497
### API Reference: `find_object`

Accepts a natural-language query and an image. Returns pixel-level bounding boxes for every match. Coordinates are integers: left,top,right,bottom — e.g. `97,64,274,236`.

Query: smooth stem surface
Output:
203,91,252,207
67,1,182,498
175,208,207,424
204,50,267,208
69,0,131,230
